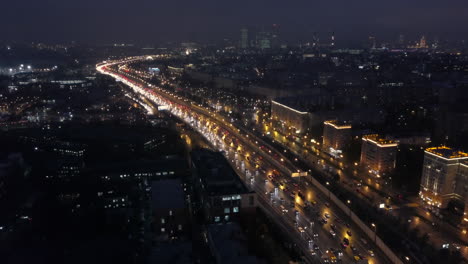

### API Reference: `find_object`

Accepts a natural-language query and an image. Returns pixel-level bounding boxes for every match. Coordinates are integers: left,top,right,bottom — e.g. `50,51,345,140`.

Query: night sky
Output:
2,0,467,44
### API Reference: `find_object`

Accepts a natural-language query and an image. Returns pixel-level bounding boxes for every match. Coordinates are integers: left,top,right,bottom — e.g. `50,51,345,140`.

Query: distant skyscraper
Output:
331,32,335,47
256,31,271,49
419,36,428,48
432,36,439,49
271,24,280,48
240,28,249,49
368,36,376,49
312,32,319,47
398,34,405,47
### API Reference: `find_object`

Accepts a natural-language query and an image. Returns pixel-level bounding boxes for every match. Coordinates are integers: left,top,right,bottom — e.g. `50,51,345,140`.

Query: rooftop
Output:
272,98,309,114
362,134,398,147
191,149,250,196
151,179,186,209
207,223,260,264
324,120,352,129
425,146,468,160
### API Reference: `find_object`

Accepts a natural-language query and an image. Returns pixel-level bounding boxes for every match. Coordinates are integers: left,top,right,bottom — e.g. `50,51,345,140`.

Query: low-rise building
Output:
191,149,256,224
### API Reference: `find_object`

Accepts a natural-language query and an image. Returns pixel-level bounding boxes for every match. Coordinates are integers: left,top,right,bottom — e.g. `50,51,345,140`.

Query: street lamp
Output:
371,223,377,243
347,200,352,218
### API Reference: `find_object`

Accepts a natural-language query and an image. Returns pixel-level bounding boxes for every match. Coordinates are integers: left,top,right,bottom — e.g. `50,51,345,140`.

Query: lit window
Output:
225,215,229,221
214,216,220,222
161,228,165,232
233,207,239,213
224,208,230,214
169,210,173,216
161,218,165,224
178,224,182,231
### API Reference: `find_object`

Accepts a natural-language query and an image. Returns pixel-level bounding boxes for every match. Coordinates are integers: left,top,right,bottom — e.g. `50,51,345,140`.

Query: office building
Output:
360,134,398,176
240,28,249,49
256,31,271,49
419,147,468,216
322,120,352,158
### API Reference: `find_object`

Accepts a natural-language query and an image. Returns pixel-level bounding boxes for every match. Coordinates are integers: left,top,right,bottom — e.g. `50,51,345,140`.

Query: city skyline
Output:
1,0,468,43
1,2,468,264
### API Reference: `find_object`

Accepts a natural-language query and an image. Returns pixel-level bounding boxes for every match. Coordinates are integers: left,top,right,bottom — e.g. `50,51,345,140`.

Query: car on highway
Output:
353,255,368,264
342,238,350,248
280,205,288,214
313,244,319,251
368,250,375,257
330,248,343,260
326,249,338,263
324,213,330,218
297,191,305,199
347,230,352,236
350,245,358,254
330,224,337,232
329,230,336,237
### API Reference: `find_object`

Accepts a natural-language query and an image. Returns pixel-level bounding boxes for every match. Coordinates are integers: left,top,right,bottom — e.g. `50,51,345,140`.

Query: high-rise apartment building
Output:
322,120,352,158
419,147,468,216
360,134,398,176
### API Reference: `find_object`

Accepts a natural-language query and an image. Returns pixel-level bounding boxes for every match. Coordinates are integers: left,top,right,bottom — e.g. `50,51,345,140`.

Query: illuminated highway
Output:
97,57,391,264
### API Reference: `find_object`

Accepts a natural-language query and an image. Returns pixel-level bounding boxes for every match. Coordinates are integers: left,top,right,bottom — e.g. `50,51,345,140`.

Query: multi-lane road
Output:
97,58,390,264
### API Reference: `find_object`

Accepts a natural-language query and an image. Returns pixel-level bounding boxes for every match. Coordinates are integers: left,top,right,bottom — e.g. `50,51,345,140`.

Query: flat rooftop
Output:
272,97,309,114
151,179,186,209
362,134,397,147
425,146,468,159
324,120,352,129
191,149,249,196
207,223,259,264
